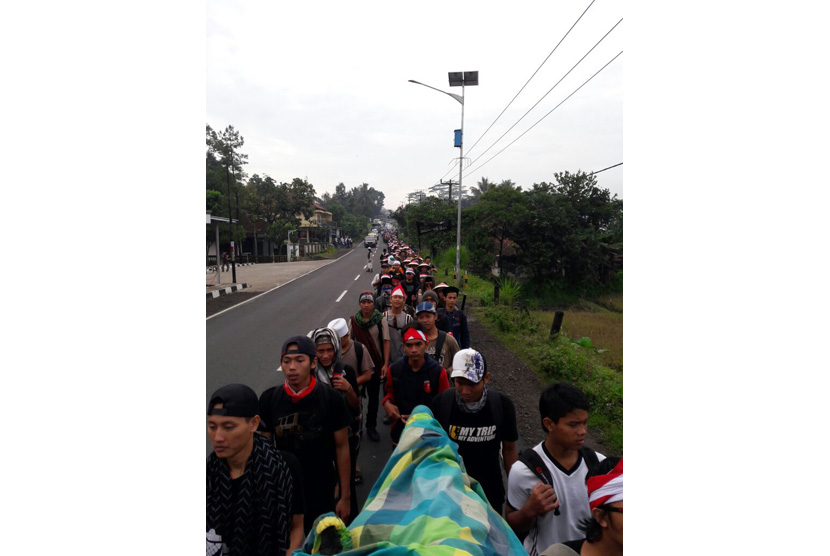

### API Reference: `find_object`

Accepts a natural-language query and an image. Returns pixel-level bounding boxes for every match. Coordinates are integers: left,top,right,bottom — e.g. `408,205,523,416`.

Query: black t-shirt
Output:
258,382,352,526
276,449,305,517
431,390,518,509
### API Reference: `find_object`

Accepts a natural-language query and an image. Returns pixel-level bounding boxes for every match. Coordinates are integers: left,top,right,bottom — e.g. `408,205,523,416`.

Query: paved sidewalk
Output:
206,259,341,296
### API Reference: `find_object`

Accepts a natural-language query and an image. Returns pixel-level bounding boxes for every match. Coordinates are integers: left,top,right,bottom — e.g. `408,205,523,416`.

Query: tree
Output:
469,177,495,202
516,171,622,290
466,184,529,272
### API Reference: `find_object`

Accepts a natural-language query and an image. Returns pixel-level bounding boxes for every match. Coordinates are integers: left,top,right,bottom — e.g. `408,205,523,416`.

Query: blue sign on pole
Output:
454,129,462,148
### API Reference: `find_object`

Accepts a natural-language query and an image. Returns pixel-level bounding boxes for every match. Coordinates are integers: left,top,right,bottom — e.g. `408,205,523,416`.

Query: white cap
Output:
327,318,349,339
450,348,486,383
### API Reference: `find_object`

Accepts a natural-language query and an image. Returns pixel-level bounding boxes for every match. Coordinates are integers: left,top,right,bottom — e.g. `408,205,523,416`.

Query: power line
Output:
464,0,598,160
436,15,622,186
464,50,623,177
589,162,622,176
464,18,622,172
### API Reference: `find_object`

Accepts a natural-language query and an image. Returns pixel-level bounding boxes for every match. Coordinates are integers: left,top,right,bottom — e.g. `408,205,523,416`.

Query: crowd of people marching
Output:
207,228,622,556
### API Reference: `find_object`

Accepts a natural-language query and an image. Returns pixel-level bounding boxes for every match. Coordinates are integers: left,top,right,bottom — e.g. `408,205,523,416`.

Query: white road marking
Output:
335,290,348,303
354,275,360,281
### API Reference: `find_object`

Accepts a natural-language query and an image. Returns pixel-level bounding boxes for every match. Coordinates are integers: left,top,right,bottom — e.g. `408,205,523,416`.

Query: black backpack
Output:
390,360,444,409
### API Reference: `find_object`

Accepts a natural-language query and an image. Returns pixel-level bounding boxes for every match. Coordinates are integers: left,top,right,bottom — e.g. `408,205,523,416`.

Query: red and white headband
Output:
587,459,623,510
403,328,427,343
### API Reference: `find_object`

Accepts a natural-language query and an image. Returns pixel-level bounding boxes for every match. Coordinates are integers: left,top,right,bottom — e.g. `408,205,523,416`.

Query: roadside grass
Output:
592,293,623,313
462,274,623,455
533,309,623,372
312,245,339,259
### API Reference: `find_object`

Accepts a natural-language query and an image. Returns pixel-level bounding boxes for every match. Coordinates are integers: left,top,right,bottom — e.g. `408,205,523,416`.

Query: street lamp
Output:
409,71,478,286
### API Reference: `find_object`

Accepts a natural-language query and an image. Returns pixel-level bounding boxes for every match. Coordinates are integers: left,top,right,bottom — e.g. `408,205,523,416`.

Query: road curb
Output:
207,283,250,299
206,262,258,273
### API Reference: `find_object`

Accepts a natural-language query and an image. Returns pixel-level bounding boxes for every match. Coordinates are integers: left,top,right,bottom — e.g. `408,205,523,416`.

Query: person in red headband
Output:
257,335,354,533
540,458,623,556
382,323,451,445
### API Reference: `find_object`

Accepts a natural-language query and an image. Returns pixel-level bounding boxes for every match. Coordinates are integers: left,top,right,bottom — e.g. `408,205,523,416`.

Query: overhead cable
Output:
464,50,623,177
465,18,623,172
436,15,622,186
464,0,598,160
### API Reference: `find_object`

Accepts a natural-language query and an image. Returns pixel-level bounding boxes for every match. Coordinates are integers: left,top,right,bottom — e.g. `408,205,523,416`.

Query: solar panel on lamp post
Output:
408,71,478,286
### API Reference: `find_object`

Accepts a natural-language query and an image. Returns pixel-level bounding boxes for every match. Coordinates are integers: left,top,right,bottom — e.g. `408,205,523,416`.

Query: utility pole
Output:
440,179,457,202
225,161,237,284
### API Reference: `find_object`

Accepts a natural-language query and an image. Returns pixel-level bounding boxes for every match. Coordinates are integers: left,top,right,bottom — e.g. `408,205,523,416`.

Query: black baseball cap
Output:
281,335,317,359
208,383,259,418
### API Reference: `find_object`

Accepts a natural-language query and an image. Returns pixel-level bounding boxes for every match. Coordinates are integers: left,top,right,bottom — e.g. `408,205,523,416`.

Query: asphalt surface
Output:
206,246,396,507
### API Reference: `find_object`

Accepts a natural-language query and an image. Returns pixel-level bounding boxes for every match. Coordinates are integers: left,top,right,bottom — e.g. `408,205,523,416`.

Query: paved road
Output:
206,245,396,508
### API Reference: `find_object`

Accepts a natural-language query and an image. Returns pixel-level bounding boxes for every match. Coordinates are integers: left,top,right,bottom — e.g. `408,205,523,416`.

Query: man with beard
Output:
258,335,353,532
349,291,390,442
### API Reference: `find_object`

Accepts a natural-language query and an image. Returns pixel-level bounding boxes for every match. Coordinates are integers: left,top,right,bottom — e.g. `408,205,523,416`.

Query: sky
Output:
207,0,623,210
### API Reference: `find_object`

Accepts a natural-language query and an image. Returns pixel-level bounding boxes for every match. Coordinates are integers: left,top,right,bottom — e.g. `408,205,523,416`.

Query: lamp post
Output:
409,71,478,286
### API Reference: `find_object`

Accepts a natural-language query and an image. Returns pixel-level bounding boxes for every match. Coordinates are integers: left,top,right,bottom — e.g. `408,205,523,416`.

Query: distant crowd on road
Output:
207,227,622,556
334,236,353,249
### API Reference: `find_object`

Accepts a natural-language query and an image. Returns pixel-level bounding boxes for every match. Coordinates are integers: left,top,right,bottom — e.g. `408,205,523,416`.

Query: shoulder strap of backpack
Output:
488,390,503,428
580,446,599,471
433,331,446,362
355,341,364,371
439,389,454,425
518,448,553,486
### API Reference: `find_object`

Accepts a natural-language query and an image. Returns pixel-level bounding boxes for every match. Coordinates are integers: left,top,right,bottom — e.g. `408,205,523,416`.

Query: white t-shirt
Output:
506,443,605,556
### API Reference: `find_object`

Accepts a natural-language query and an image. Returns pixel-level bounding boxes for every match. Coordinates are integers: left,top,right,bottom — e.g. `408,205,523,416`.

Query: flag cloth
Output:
296,405,527,555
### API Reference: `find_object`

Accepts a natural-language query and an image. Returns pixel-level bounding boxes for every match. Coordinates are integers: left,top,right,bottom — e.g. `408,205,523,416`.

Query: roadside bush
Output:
496,275,522,306
472,297,623,455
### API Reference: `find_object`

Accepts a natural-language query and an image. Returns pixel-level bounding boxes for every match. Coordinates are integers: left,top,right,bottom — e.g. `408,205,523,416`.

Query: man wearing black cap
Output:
258,336,353,532
438,285,470,349
416,301,459,367
207,383,304,556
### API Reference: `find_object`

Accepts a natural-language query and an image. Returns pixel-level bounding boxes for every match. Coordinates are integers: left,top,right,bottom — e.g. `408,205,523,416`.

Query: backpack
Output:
516,446,600,517
431,331,447,366
436,389,504,432
390,360,443,409
354,341,364,374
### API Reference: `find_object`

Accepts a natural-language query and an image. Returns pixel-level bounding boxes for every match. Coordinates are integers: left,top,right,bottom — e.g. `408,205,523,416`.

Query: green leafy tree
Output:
517,171,622,290
466,183,528,272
